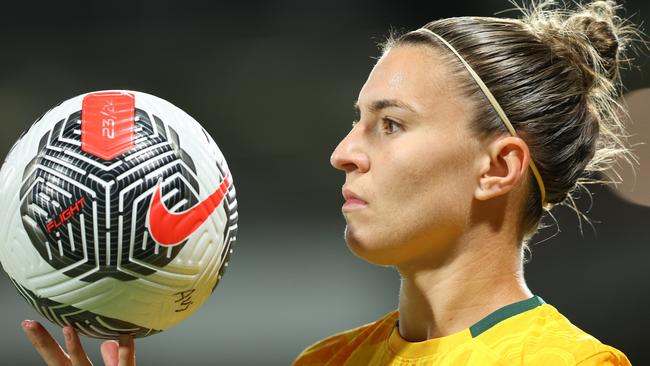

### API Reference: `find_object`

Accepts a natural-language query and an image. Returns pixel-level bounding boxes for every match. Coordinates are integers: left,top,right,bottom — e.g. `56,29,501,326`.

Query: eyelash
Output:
381,118,402,134
351,118,403,134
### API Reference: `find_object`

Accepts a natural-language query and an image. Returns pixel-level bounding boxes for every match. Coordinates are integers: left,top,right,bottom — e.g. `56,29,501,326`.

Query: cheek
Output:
343,141,476,266
385,140,473,216
389,159,470,242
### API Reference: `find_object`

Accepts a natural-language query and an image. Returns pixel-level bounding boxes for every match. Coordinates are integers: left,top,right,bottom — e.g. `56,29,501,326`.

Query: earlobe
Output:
474,137,529,201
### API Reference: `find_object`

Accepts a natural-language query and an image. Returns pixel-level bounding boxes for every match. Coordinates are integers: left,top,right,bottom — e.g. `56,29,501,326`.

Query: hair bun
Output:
524,0,635,91
564,1,620,81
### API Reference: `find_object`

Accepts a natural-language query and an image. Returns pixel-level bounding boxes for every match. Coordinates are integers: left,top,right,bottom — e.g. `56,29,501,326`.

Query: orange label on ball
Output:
81,91,135,160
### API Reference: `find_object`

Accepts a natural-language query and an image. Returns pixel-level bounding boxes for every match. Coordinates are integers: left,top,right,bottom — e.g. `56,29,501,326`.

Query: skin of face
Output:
330,45,492,268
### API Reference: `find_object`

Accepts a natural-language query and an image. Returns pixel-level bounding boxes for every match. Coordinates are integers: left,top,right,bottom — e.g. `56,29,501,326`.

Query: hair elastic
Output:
416,28,547,207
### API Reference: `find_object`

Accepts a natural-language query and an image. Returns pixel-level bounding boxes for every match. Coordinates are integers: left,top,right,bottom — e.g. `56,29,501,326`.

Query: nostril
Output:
342,162,358,173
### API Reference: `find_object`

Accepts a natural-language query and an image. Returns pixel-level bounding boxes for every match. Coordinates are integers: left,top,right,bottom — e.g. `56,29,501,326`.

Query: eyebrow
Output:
353,99,418,115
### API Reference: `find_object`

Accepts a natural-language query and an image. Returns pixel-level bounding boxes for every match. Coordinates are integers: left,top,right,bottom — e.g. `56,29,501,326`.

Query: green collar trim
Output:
469,295,545,338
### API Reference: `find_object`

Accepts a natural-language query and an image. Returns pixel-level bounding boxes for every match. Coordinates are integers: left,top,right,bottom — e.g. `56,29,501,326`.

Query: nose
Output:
330,125,370,173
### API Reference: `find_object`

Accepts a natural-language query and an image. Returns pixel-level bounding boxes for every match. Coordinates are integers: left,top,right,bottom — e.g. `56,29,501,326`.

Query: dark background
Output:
1,1,648,365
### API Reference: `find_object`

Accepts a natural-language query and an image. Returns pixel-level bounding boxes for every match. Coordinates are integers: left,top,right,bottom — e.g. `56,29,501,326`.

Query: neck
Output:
396,228,532,342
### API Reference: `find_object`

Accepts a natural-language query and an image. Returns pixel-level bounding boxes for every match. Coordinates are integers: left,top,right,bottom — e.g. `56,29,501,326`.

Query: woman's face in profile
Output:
330,45,486,269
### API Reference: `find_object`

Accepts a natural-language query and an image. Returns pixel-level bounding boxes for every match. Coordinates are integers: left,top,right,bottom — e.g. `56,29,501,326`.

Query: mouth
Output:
342,187,368,211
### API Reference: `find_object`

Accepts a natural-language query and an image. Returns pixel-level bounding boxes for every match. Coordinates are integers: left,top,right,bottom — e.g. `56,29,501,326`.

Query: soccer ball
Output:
0,91,238,339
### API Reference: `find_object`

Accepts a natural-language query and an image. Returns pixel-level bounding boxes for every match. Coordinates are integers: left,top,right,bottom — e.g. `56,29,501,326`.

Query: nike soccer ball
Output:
0,90,238,339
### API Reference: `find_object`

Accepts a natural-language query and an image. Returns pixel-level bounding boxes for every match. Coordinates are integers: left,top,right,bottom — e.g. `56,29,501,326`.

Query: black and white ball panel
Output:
0,91,239,338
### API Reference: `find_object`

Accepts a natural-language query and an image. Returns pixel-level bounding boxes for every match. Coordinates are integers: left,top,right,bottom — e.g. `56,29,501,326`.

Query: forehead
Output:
358,45,461,117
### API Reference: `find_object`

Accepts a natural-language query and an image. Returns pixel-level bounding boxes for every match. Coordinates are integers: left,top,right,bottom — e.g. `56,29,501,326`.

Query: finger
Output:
118,335,135,366
100,340,119,366
63,326,92,366
21,320,70,366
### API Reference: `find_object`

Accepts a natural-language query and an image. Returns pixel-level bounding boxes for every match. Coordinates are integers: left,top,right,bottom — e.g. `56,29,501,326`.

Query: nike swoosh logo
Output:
148,175,231,246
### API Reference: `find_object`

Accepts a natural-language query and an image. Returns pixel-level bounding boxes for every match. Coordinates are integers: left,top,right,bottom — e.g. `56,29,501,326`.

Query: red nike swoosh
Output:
148,175,231,246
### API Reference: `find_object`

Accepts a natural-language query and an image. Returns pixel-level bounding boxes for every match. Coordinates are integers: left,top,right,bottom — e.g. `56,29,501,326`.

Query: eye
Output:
381,118,402,134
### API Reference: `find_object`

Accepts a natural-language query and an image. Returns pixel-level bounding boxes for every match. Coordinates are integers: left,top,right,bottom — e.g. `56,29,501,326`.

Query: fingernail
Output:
21,320,33,331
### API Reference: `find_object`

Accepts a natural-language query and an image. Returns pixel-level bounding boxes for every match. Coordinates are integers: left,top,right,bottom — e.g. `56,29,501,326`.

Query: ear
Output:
474,136,531,201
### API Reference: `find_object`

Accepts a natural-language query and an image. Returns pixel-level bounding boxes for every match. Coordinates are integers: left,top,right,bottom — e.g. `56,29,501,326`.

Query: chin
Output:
344,225,399,267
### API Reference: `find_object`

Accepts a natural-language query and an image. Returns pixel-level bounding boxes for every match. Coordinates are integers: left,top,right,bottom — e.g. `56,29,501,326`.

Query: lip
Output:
342,187,368,210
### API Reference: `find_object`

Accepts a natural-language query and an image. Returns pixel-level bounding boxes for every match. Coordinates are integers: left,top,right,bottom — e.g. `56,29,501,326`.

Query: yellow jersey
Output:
293,296,630,365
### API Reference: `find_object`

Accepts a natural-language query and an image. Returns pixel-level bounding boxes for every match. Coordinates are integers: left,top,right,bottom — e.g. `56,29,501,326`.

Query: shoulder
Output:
292,311,398,366
485,303,630,365
573,348,632,366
